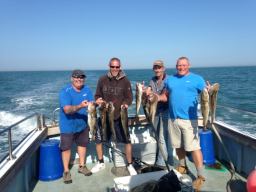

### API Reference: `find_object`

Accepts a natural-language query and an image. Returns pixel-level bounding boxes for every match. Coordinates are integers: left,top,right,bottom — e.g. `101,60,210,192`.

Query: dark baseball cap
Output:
71,69,86,78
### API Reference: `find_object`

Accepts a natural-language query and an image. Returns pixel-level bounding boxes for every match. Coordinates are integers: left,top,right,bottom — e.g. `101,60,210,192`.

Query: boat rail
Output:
52,107,60,125
0,113,45,161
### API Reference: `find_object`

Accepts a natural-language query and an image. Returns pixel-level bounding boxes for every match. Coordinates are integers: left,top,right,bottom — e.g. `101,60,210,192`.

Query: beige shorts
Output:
168,119,200,152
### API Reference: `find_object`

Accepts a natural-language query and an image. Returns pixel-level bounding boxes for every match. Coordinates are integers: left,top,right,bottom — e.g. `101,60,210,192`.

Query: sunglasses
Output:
72,75,85,79
110,66,120,69
153,65,162,70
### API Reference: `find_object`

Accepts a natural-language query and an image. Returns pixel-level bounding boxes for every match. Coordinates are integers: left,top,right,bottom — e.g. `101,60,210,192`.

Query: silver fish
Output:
148,93,158,124
98,102,108,141
88,102,97,140
136,82,143,117
108,102,116,142
201,88,210,130
209,83,220,123
120,106,129,142
142,91,150,122
142,92,158,125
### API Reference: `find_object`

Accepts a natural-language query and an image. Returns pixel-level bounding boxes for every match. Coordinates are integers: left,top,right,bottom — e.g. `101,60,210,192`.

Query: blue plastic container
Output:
199,129,216,165
39,139,63,181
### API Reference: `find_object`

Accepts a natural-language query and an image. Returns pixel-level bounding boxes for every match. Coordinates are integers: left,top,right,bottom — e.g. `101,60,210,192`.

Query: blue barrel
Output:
199,129,216,165
39,139,63,181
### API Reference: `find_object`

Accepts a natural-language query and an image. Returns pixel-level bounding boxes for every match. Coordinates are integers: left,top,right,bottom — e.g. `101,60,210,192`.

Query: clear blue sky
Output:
1,0,256,71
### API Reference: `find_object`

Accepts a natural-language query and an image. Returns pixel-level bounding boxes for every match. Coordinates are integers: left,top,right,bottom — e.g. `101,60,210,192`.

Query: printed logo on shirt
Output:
83,93,87,97
186,81,190,83
103,86,123,96
65,87,73,92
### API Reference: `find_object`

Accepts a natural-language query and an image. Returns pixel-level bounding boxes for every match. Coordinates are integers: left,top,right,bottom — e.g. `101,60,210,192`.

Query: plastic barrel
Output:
39,139,63,181
199,129,216,165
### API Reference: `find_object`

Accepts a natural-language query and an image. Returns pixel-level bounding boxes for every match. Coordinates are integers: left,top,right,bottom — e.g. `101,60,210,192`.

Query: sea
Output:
0,66,256,160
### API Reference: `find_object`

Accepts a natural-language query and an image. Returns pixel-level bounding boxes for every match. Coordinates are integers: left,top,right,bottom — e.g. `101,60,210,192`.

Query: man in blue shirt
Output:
59,69,94,184
158,57,208,191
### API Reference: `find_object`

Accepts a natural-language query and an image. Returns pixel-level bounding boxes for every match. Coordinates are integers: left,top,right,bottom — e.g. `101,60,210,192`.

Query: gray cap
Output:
71,69,86,78
153,60,164,67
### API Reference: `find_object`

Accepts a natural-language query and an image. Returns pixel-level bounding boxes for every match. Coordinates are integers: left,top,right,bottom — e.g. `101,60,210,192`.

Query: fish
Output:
136,82,143,117
87,102,97,140
120,106,129,142
148,93,158,124
209,83,220,123
200,88,210,130
142,92,158,125
108,102,117,142
141,91,150,122
98,101,108,141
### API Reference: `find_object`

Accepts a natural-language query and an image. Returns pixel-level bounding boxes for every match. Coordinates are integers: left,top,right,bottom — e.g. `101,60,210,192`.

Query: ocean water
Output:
0,66,256,160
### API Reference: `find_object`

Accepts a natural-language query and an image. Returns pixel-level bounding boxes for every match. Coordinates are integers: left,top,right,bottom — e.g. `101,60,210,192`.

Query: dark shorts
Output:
60,128,89,151
95,117,131,144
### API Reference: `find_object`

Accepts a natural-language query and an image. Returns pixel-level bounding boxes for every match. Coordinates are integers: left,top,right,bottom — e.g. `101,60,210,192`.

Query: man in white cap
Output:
146,60,173,168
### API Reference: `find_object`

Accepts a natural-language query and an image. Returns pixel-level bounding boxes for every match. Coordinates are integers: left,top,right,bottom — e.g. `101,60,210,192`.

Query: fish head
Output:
108,101,115,112
99,101,107,111
121,105,127,112
136,82,143,91
149,93,158,104
88,102,96,112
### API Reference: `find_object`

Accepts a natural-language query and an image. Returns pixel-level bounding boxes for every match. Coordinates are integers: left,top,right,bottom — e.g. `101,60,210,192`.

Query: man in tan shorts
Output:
158,57,209,191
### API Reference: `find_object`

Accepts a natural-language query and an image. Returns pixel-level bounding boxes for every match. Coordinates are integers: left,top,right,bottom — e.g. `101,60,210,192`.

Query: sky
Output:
0,0,256,71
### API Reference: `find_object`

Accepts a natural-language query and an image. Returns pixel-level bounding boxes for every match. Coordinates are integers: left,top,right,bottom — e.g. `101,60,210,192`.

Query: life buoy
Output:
247,167,256,192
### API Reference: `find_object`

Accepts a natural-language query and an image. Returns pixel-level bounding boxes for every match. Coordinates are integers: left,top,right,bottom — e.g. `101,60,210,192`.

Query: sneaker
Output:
78,165,92,176
175,165,188,174
63,171,72,184
91,162,106,173
127,164,137,176
192,175,206,191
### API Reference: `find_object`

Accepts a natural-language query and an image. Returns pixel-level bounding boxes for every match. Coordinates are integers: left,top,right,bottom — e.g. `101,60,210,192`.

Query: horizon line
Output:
0,64,255,72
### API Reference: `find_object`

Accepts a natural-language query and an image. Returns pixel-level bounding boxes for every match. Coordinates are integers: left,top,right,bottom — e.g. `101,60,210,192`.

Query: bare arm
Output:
63,100,88,114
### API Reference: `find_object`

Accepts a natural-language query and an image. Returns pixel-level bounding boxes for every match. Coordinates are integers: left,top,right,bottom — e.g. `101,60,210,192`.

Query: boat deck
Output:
34,162,116,192
33,151,247,192
33,121,247,192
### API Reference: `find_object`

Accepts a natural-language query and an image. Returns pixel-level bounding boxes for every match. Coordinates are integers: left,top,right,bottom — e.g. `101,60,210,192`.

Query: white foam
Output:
12,96,44,110
0,111,24,127
0,111,37,133
10,78,64,112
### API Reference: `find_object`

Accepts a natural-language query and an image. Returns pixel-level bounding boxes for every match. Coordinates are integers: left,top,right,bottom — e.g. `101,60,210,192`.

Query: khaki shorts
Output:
168,119,200,152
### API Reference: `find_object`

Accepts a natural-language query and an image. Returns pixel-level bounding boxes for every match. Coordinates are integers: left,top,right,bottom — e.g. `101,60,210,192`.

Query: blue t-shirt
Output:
164,73,205,120
59,84,94,133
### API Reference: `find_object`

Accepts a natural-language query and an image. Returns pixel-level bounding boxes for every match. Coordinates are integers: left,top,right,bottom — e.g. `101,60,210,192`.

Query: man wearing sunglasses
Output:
91,57,137,175
59,69,94,184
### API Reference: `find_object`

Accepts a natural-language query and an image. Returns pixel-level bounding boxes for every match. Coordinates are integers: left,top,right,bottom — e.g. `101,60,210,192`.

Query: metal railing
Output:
0,113,45,161
52,108,60,125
